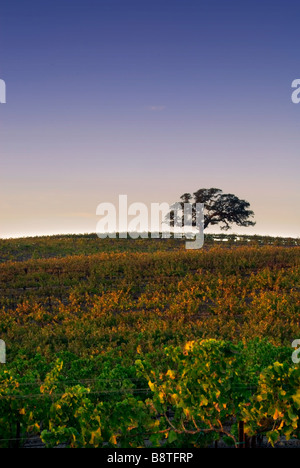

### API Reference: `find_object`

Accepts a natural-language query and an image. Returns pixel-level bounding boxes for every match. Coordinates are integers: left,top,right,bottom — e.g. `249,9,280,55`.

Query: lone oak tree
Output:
169,188,256,231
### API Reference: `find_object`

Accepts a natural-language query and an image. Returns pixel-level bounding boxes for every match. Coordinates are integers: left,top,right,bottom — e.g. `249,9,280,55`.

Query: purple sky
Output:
1,0,300,238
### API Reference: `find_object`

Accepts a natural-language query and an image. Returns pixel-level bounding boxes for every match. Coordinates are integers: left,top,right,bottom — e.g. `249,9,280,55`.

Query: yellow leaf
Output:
109,434,117,445
148,381,155,392
159,391,165,403
166,369,176,380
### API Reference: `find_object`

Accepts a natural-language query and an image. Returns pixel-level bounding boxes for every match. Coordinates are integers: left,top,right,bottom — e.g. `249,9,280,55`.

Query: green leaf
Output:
168,430,177,443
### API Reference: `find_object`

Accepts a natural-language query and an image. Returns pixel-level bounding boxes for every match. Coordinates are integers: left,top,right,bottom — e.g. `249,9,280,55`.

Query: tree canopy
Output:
169,188,256,231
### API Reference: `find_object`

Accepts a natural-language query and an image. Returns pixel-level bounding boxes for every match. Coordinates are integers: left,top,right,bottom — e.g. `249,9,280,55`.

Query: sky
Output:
0,0,300,238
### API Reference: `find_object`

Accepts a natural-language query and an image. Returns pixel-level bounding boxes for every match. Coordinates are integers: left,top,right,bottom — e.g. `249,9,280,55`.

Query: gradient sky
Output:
0,0,300,238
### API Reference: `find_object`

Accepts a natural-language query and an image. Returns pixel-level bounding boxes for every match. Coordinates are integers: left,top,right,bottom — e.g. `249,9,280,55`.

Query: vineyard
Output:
0,234,299,448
